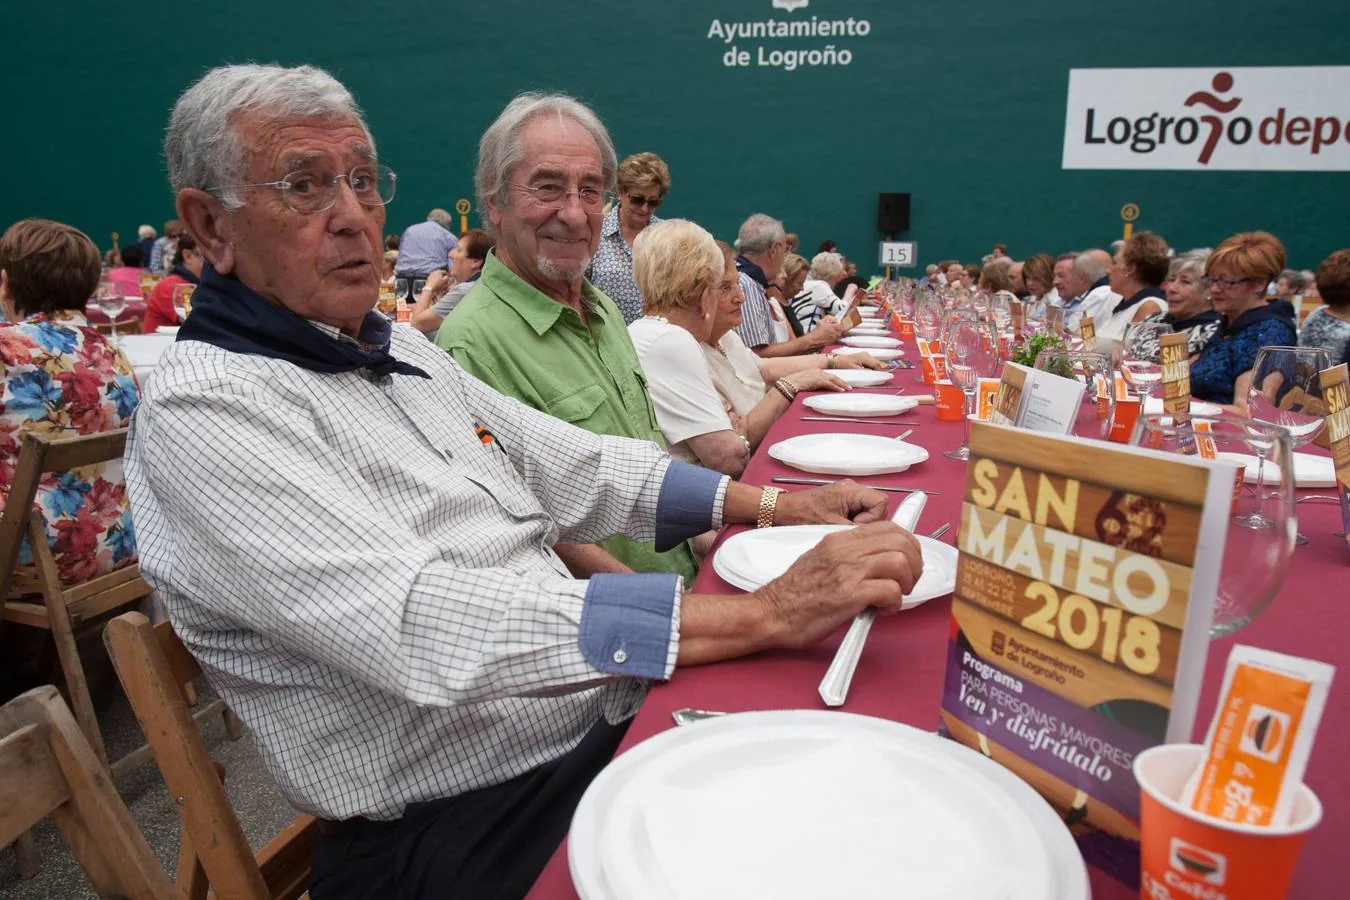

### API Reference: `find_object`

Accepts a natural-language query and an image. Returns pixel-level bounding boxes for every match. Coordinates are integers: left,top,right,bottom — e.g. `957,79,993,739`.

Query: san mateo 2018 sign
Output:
1062,66,1350,171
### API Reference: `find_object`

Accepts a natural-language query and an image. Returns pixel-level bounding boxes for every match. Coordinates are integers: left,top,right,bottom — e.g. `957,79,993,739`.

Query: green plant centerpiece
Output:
1009,332,1072,377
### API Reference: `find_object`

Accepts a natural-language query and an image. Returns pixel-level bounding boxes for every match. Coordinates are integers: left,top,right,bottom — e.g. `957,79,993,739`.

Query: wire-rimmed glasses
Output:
207,164,397,214
507,181,611,213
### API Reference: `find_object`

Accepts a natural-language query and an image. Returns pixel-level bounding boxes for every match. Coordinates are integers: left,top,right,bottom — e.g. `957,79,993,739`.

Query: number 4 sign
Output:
878,241,917,268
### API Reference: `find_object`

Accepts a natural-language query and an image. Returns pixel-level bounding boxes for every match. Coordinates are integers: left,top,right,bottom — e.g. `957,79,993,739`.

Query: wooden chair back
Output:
104,611,316,900
0,685,176,898
0,428,153,771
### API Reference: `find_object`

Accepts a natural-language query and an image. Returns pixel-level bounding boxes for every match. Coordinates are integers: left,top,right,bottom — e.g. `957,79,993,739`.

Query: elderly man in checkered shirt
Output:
126,63,924,900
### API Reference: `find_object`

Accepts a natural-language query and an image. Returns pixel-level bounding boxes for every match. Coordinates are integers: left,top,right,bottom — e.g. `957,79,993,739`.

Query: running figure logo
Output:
1184,72,1243,164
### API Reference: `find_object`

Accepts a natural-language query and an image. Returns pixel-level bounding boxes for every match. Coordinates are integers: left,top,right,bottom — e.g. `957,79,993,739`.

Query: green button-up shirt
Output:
436,251,697,581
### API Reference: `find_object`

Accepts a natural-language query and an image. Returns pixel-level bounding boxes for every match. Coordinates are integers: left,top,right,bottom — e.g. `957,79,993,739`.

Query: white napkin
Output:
638,740,1031,900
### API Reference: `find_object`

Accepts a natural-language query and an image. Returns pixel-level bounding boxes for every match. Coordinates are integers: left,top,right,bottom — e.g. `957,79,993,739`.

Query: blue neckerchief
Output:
177,263,430,379
736,255,769,289
170,264,199,284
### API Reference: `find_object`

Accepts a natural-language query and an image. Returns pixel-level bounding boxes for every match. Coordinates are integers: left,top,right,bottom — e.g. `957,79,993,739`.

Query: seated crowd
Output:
1,61,1346,900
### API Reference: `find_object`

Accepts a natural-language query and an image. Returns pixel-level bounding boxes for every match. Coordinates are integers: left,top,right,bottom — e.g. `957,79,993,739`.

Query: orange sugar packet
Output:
1183,645,1334,828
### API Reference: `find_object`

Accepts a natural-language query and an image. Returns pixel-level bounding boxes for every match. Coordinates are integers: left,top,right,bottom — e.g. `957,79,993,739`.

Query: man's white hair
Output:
474,92,617,236
165,63,373,210
734,213,785,256
1074,251,1110,282
137,224,156,239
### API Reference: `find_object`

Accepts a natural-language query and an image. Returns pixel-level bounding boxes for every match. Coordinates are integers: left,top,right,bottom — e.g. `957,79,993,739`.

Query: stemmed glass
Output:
1034,349,1115,440
914,290,945,383
96,281,127,345
944,318,1001,461
1131,412,1295,637
172,283,195,323
1243,345,1332,541
1115,321,1173,409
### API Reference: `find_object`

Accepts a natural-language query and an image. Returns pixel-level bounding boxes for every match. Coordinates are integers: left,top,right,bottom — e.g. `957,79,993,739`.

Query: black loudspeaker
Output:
876,192,910,232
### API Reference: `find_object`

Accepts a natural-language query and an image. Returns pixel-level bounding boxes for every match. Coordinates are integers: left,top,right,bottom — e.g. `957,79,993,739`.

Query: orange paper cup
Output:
1110,397,1140,443
1135,744,1322,900
935,380,965,421
897,318,915,340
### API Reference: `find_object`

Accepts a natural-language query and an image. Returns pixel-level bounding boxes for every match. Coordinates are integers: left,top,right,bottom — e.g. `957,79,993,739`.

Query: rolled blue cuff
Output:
580,573,681,679
654,460,725,552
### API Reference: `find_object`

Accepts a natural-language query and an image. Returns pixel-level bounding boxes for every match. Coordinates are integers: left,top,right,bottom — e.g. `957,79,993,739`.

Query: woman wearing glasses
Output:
1190,231,1297,404
587,152,670,324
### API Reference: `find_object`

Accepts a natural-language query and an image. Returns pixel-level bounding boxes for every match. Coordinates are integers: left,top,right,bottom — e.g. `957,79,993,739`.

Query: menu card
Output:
989,362,1084,434
940,421,1229,887
1321,363,1350,552
1159,332,1191,416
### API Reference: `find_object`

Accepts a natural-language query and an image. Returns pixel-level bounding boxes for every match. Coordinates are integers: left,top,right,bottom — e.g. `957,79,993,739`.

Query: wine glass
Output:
172,283,195,323
1244,345,1332,541
1034,349,1115,440
1024,297,1047,335
1115,321,1173,407
944,318,1001,461
97,282,127,345
1131,412,1295,637
914,291,945,382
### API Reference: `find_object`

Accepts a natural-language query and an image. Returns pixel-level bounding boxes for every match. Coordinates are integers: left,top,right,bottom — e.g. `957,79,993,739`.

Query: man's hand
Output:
755,522,923,647
424,269,451,298
773,480,889,525
786,369,850,393
808,319,846,348
832,352,887,371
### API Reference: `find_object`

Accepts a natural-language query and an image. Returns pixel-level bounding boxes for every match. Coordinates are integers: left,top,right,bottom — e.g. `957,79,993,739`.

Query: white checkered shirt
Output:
126,323,710,820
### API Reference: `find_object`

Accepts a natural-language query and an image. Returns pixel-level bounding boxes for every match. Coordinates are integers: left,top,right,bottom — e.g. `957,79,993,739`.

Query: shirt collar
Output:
1113,285,1166,316
477,249,607,337
1223,303,1287,335
736,255,769,289
601,206,622,239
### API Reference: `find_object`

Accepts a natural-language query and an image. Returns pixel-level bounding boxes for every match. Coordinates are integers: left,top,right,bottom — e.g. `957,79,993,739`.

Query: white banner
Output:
1062,66,1350,171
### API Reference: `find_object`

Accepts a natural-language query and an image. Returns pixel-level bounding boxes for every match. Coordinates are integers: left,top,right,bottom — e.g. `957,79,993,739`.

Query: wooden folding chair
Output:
0,684,177,897
0,429,155,769
105,611,318,900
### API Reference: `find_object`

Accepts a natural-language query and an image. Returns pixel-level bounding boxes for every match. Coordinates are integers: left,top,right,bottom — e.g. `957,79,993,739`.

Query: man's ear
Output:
176,189,236,274
484,194,503,233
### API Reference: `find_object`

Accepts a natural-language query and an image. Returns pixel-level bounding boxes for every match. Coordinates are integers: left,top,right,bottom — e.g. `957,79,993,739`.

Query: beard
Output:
536,253,592,281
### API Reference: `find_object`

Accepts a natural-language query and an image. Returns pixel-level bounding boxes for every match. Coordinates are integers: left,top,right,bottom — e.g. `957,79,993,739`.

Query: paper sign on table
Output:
975,378,1001,421
1160,331,1197,454
1320,363,1350,553
940,421,1229,889
1107,373,1138,443
988,362,1084,435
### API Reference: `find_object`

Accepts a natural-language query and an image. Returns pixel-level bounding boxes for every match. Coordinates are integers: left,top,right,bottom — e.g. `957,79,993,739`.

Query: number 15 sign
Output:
878,241,917,268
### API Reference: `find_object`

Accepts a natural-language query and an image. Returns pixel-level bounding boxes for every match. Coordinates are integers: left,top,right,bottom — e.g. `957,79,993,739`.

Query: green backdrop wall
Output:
4,1,1348,269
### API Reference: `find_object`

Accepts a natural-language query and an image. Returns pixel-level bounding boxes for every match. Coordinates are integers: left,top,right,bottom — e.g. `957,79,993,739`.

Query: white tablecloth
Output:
118,333,175,383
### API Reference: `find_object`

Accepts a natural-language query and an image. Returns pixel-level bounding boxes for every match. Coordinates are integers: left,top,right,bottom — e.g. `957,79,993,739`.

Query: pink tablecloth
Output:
530,338,1346,900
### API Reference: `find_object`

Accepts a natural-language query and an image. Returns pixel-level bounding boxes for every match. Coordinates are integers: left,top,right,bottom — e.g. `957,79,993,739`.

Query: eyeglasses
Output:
507,181,610,213
625,193,662,210
1204,275,1254,291
207,164,397,214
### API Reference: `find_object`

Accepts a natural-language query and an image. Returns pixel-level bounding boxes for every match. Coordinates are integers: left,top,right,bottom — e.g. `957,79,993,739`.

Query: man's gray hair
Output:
1074,250,1110,282
735,214,786,256
1168,250,1210,281
428,208,452,229
474,92,617,233
137,224,156,239
165,63,372,210
1110,239,1126,254
1278,268,1309,291
810,251,845,281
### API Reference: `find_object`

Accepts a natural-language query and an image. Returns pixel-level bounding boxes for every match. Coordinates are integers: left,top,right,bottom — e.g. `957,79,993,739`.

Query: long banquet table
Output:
529,316,1346,900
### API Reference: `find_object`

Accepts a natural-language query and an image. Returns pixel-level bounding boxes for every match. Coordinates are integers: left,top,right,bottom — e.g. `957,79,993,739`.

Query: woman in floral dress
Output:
0,218,141,583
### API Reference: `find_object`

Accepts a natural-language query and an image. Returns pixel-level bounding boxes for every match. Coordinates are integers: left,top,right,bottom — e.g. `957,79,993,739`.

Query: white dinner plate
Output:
1214,451,1336,489
841,335,902,349
803,393,918,416
155,326,180,336
767,432,928,476
1142,396,1222,417
832,346,904,361
713,527,957,609
847,325,890,335
858,307,880,316
570,711,1087,900
826,369,895,387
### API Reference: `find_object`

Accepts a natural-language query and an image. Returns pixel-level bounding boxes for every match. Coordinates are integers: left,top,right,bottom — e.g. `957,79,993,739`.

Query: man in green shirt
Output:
437,92,695,581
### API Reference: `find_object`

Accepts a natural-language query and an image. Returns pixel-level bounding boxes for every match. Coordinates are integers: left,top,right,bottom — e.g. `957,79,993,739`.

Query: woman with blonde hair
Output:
628,221,850,476
1190,231,1297,403
588,151,671,324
